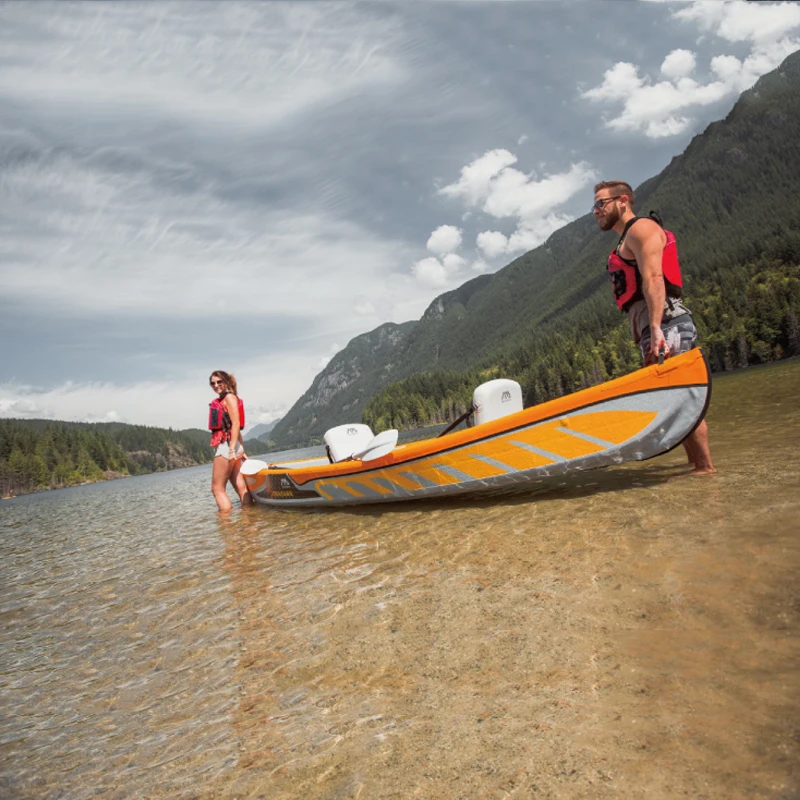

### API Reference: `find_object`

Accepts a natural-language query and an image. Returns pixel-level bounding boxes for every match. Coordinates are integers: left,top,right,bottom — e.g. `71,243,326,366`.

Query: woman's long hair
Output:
209,370,238,395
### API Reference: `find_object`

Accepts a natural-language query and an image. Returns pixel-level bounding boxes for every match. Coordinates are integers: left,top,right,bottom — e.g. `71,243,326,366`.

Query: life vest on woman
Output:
607,212,683,312
208,392,245,439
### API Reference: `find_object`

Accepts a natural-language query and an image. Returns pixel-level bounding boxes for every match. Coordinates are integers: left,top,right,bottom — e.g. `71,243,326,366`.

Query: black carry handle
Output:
438,406,475,438
658,345,666,365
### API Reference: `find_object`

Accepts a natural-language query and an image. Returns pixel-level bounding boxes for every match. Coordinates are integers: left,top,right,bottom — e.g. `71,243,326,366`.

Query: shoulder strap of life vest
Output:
615,216,643,265
616,211,666,255
616,216,642,252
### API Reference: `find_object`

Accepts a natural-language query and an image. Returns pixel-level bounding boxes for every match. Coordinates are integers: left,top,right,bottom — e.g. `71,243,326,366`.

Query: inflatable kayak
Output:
242,348,711,508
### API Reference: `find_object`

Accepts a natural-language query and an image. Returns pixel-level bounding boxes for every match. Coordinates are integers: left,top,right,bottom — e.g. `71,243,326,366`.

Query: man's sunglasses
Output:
592,196,621,212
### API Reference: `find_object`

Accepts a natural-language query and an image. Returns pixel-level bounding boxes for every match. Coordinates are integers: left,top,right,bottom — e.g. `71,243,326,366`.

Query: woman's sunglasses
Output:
210,379,225,387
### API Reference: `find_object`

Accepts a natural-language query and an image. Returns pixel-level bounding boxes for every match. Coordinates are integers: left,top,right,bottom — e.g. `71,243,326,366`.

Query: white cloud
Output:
583,62,644,102
442,252,466,271
583,0,800,138
410,230,472,290
426,224,463,255
412,257,449,288
661,49,696,79
481,161,596,222
438,148,518,206
508,213,574,252
477,213,573,258
441,152,596,258
410,249,470,288
596,71,730,137
710,53,744,83
675,0,800,46
476,230,511,259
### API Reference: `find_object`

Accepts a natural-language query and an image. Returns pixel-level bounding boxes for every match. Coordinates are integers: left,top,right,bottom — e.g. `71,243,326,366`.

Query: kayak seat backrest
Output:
472,379,523,426
324,423,375,463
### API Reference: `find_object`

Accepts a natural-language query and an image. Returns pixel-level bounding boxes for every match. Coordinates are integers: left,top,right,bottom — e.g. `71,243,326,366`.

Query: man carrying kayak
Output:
593,180,716,475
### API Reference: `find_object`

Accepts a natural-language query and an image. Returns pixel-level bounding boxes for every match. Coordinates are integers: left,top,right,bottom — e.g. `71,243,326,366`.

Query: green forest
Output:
363,252,800,432
0,420,271,498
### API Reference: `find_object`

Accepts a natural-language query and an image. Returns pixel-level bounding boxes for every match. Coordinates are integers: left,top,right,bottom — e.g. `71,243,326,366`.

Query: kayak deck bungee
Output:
242,348,711,508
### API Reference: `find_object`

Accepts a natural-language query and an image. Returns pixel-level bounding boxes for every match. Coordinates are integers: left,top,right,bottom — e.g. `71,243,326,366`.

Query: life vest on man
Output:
607,212,683,312
208,392,245,437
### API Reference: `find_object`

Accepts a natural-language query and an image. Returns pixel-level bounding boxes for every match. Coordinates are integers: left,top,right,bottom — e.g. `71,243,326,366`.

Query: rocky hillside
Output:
274,321,416,447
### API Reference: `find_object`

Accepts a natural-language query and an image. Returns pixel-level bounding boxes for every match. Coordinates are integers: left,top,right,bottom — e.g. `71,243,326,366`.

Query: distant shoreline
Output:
1,462,213,499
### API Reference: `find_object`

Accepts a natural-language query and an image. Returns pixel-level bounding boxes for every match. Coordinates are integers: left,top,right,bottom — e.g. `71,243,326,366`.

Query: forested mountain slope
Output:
271,50,800,447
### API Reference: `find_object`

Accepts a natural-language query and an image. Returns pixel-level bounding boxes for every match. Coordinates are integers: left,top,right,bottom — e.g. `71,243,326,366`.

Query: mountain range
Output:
245,418,282,443
270,50,800,449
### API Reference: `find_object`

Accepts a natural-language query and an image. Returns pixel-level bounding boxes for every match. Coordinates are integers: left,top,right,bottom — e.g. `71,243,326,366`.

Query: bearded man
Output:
593,180,716,474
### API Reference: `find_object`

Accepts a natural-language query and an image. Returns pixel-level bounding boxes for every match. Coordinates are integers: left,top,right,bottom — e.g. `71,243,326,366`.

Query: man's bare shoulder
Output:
627,216,664,242
620,217,666,260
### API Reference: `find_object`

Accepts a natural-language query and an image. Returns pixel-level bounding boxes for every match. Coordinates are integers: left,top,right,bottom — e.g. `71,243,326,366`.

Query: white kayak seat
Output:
472,378,523,426
324,423,375,463
354,429,398,462
240,458,268,476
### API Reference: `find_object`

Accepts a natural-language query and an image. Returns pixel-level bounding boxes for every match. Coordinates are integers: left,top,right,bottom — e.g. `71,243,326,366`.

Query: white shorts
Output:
214,440,245,460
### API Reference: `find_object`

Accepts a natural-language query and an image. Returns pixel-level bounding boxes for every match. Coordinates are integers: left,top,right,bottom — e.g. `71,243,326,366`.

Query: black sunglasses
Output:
592,195,621,212
210,379,225,387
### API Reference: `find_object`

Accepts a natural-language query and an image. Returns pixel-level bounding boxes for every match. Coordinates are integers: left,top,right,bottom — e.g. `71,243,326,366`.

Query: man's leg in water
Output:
642,321,716,475
685,419,715,474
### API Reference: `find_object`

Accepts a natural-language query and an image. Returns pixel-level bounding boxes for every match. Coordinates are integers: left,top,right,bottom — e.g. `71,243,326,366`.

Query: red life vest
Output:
607,213,683,312
208,392,245,436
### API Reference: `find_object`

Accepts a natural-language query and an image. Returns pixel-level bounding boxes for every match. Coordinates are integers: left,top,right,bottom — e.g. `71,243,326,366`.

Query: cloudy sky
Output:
2,0,799,431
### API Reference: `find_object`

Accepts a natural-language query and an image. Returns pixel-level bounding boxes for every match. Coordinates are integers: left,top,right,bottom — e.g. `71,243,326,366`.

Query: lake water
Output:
2,359,799,799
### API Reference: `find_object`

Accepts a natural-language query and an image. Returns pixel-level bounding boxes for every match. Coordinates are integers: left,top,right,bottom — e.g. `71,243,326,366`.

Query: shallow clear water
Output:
2,360,799,799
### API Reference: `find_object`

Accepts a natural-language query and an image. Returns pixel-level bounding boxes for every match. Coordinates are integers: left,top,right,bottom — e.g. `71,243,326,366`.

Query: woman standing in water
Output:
208,370,250,511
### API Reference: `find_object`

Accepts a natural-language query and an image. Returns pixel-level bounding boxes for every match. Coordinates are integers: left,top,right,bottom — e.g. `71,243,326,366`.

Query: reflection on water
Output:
2,360,799,799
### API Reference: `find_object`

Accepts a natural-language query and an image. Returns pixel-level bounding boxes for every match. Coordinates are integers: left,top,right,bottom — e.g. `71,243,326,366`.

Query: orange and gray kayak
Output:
242,348,711,508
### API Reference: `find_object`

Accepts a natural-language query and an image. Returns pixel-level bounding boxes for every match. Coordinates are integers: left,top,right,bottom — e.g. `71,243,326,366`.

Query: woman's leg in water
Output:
211,456,233,511
229,457,251,505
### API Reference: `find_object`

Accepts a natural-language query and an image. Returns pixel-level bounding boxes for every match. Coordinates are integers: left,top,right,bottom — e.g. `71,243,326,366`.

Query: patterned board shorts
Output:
638,314,697,366
214,440,245,460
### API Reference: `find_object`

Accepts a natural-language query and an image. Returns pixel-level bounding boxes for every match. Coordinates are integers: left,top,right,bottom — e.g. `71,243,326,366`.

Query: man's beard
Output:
597,207,620,232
